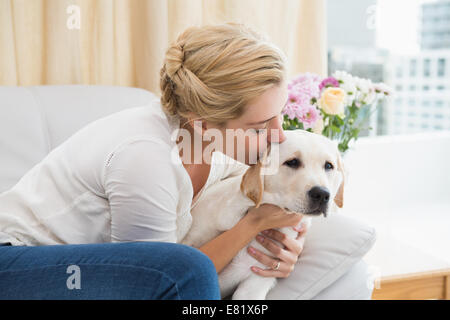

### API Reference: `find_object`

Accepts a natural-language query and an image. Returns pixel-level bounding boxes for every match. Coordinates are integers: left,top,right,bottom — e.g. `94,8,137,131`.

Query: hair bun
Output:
165,43,185,79
159,23,286,125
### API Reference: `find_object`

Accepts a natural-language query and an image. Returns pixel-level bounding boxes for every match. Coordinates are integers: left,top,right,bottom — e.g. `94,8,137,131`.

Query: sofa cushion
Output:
0,87,49,193
25,85,157,149
266,212,376,300
0,85,157,194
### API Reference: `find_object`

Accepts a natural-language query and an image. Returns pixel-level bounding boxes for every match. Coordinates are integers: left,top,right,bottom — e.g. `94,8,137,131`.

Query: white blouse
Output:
0,98,248,246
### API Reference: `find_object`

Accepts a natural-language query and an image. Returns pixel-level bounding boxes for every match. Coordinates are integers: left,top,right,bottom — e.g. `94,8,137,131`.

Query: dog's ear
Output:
334,151,345,208
240,145,271,208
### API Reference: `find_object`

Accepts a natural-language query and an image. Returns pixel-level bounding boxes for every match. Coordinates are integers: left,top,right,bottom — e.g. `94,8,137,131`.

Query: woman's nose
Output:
267,115,286,144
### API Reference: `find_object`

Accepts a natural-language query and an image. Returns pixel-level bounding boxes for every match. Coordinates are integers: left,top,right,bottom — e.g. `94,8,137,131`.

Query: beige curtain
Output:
0,0,327,95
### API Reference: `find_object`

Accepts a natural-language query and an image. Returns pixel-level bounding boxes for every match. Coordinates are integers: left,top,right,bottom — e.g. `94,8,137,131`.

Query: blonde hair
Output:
159,22,287,128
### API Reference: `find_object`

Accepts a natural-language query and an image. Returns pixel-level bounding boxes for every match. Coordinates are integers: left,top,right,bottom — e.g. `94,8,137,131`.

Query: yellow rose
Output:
312,117,324,134
318,87,346,115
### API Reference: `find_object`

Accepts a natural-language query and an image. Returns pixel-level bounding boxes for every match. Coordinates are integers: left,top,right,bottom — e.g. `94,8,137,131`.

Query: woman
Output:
0,22,305,299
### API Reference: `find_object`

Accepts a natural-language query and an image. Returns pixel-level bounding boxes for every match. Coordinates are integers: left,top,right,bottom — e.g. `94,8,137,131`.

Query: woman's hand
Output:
245,203,303,232
246,223,308,278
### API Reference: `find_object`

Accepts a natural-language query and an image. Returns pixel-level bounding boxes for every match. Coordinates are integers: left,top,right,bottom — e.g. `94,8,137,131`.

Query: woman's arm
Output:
104,139,179,243
198,214,259,273
198,204,303,273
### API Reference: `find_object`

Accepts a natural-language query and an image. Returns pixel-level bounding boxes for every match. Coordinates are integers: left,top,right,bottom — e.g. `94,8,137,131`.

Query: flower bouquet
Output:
282,71,393,154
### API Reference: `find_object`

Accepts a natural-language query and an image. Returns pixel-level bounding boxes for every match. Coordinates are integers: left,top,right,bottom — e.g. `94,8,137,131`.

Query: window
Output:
437,58,446,77
435,100,444,108
423,58,431,77
396,65,403,77
410,59,417,76
326,0,450,136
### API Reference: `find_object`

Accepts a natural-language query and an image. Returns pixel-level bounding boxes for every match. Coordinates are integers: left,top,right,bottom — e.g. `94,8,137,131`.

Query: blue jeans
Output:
0,241,221,300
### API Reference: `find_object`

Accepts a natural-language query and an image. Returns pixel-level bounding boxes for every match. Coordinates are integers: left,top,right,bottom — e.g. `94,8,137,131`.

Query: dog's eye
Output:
283,158,301,169
325,161,334,170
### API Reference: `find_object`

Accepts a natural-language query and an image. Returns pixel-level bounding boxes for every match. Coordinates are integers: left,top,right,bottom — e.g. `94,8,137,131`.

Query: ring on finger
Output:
272,259,281,270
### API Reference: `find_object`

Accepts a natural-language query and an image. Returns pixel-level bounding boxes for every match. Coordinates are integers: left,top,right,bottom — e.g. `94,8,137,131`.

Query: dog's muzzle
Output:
306,186,330,217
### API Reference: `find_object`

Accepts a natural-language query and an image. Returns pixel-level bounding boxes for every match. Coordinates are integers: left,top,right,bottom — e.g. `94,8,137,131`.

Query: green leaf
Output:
331,125,341,133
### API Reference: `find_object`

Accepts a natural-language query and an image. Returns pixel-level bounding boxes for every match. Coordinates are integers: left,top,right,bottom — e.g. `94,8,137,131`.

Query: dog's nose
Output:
308,186,330,205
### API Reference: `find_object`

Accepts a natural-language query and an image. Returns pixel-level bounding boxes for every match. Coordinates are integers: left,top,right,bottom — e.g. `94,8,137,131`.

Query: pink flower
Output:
283,103,297,120
297,104,321,130
287,91,300,105
319,77,340,91
287,72,322,100
283,72,323,129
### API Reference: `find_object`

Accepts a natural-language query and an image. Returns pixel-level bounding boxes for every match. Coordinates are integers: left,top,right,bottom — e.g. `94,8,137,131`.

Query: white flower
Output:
342,86,356,105
362,89,377,105
332,70,389,106
332,70,357,105
374,82,394,96
356,77,373,95
332,70,352,83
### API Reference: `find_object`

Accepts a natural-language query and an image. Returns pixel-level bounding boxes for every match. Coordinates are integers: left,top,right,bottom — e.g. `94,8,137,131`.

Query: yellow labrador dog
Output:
181,129,345,300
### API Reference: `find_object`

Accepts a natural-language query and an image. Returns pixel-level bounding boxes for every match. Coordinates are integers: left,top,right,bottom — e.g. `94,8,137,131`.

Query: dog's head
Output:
240,130,345,217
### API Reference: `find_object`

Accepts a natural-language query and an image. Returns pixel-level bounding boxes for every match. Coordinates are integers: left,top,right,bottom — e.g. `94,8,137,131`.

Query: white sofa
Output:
0,85,377,299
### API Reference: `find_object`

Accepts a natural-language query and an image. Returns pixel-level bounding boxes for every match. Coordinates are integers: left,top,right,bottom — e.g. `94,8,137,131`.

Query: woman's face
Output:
215,81,289,165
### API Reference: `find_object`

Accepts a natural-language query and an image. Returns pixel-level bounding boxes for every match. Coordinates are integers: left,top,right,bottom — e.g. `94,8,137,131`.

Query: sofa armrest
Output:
311,259,374,299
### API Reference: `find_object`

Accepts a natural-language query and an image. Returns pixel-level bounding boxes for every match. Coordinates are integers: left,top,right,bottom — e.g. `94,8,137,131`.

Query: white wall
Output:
343,130,450,214
340,131,450,276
